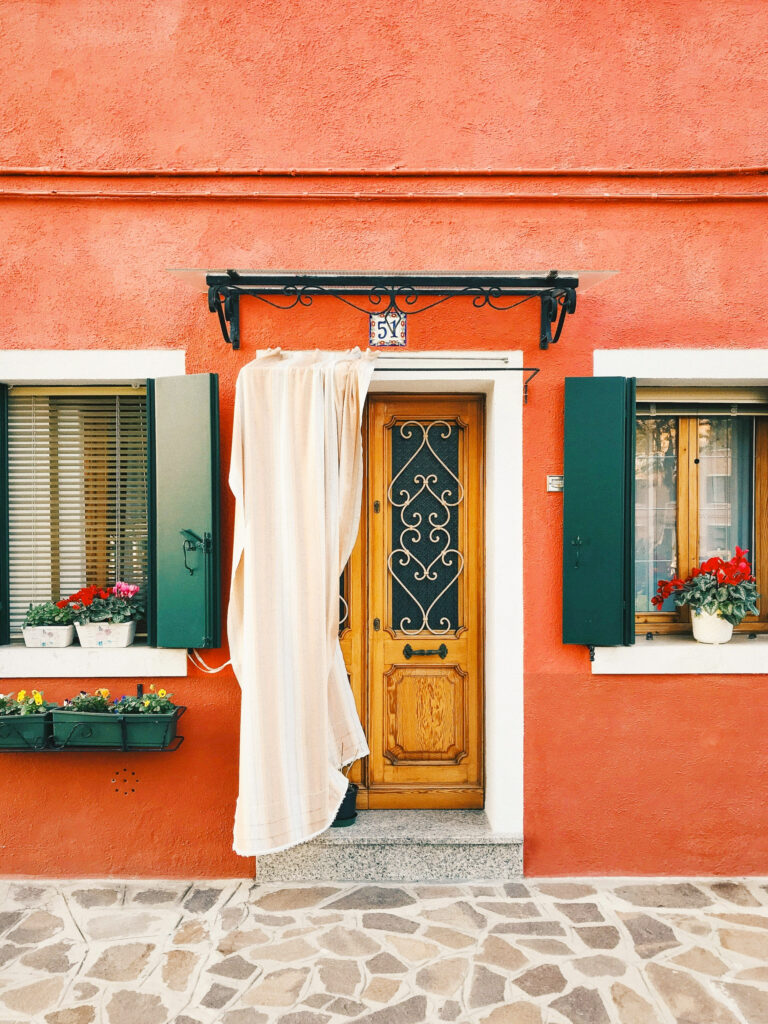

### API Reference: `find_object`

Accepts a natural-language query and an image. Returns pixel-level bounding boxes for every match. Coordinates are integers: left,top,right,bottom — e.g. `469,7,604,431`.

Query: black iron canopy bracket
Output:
206,270,578,352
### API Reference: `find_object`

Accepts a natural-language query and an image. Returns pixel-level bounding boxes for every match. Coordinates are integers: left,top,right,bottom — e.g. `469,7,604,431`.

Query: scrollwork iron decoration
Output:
540,288,577,349
387,420,464,636
231,283,539,319
206,272,577,352
339,593,349,633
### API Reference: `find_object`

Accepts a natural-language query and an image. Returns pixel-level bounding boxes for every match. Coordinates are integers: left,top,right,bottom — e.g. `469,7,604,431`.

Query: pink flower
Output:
113,581,139,598
112,581,139,598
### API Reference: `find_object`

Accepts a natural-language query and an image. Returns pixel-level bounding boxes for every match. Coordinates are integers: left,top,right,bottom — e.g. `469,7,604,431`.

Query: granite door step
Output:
256,809,523,881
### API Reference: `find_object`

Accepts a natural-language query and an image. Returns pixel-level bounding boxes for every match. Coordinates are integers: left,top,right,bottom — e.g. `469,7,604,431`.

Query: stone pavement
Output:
2,879,768,1023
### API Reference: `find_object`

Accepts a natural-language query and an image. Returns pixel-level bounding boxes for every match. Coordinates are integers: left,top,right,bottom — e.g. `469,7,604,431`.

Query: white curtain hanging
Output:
228,348,377,856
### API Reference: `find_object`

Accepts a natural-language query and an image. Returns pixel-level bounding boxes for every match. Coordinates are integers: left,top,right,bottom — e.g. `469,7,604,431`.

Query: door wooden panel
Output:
384,663,468,764
347,394,484,809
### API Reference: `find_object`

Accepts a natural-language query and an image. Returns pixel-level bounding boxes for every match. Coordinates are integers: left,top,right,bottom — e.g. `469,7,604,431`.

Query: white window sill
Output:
592,634,768,675
0,643,188,679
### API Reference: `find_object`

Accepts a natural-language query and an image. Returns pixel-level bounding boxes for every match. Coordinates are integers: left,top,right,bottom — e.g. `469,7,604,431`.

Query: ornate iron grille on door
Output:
388,418,464,635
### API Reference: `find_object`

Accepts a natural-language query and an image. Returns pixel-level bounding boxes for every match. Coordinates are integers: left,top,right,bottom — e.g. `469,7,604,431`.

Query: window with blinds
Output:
6,387,148,638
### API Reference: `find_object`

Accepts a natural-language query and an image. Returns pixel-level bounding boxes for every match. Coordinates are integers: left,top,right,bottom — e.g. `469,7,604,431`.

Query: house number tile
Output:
370,312,407,347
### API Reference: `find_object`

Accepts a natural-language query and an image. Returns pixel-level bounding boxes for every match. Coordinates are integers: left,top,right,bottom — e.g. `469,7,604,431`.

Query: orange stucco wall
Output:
1,1,768,877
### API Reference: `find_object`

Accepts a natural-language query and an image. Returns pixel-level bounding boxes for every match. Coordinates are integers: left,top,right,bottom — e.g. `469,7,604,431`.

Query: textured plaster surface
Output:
1,1,768,879
3,878,768,1023
2,1,768,168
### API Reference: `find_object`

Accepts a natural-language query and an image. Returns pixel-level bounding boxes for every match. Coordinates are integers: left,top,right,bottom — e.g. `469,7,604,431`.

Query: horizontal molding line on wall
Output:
1,166,767,178
0,189,767,203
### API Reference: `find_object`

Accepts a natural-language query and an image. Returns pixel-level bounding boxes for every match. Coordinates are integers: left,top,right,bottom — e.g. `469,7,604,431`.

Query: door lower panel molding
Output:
363,786,484,810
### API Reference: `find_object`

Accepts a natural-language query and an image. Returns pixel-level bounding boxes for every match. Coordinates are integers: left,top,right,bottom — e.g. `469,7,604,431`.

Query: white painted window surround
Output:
592,634,768,675
0,349,185,386
0,350,188,679
0,644,188,680
592,349,768,676
371,351,524,838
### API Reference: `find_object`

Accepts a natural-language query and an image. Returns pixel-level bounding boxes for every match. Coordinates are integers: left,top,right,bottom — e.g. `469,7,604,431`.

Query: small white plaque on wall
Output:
369,313,407,347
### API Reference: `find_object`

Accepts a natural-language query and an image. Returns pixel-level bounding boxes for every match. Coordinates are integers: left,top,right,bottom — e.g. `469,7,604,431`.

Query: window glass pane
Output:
7,392,148,638
635,417,678,612
698,417,754,563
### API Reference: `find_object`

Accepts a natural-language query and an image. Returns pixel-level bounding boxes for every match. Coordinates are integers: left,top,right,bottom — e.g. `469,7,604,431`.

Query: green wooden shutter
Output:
563,376,635,647
0,385,8,646
147,374,221,648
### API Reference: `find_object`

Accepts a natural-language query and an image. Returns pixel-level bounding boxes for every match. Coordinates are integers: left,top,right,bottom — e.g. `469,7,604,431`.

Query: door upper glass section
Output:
388,419,463,635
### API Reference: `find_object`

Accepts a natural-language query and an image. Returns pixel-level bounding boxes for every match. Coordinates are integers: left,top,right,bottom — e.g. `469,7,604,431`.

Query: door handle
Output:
403,643,448,659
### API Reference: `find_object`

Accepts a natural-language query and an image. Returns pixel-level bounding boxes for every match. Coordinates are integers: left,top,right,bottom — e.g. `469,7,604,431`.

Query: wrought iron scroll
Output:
205,272,578,352
388,420,464,636
239,284,541,319
339,571,349,636
540,288,577,349
208,286,240,349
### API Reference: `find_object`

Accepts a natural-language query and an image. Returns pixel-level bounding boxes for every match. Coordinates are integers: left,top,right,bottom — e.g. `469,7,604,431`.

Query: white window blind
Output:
7,387,148,637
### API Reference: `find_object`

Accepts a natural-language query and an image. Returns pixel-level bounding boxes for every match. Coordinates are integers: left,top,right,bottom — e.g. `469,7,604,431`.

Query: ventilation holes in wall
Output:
112,768,140,795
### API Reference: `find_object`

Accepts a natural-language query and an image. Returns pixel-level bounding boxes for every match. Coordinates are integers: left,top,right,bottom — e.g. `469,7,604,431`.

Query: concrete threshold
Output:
255,809,523,882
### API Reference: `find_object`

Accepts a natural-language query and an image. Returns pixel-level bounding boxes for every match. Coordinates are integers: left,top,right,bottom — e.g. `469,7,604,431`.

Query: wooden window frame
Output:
636,412,768,635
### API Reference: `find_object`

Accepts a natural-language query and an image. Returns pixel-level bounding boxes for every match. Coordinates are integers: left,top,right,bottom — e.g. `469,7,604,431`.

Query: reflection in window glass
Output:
635,417,678,612
698,417,754,564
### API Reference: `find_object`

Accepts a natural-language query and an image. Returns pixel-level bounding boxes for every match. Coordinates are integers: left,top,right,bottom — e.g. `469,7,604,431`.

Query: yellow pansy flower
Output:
96,688,110,699
143,699,150,708
158,689,167,698
17,690,26,702
33,692,43,706
149,684,156,692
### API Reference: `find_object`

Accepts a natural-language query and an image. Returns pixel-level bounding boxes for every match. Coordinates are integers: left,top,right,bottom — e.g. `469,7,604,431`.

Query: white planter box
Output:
75,621,137,649
22,625,75,648
691,610,734,645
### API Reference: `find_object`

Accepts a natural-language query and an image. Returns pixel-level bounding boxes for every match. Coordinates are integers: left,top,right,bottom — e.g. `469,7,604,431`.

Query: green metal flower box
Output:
50,707,185,750
52,710,124,748
0,713,51,750
122,712,178,750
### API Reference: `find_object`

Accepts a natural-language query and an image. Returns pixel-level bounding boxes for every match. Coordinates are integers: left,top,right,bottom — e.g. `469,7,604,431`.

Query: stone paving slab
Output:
2,878,768,1022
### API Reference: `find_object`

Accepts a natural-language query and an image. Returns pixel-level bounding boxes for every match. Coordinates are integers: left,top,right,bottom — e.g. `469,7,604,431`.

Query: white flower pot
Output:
22,625,75,648
75,621,137,649
691,610,734,645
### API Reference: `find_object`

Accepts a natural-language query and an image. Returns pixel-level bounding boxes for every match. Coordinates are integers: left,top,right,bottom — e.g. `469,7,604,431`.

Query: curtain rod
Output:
371,364,539,402
375,354,510,362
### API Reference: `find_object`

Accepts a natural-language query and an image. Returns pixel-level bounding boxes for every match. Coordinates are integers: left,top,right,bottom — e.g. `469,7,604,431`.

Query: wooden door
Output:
342,394,485,809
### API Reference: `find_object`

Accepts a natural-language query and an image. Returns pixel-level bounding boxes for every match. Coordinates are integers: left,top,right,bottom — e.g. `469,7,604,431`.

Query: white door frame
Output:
369,351,524,837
